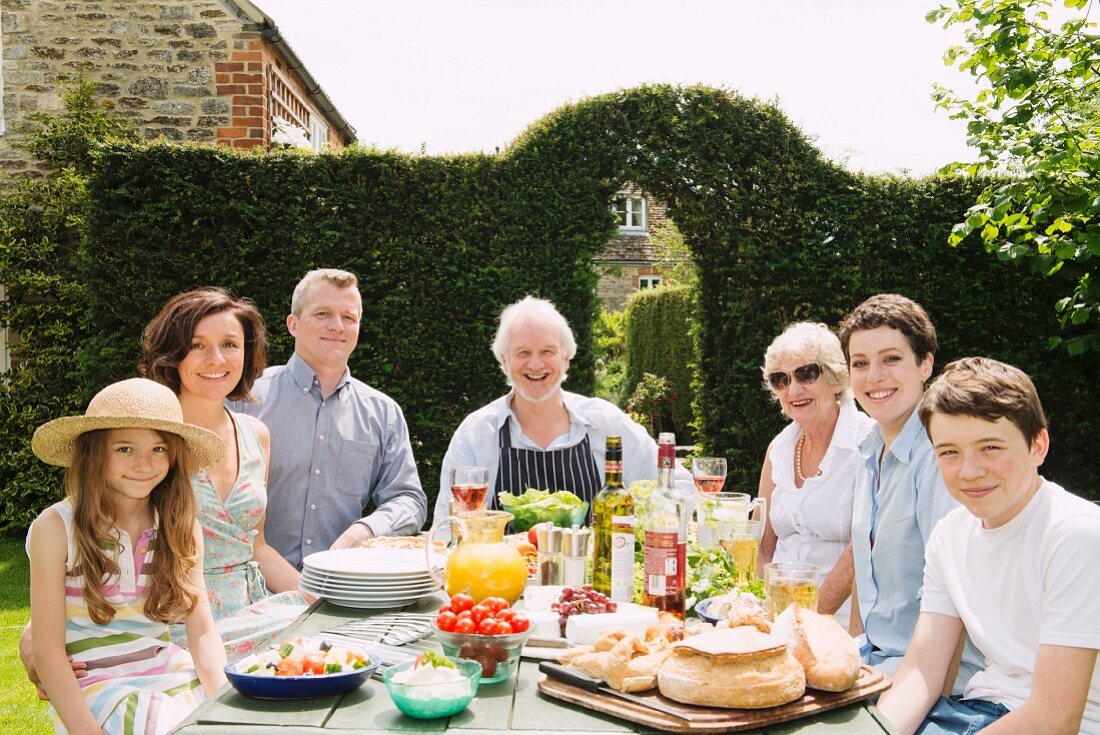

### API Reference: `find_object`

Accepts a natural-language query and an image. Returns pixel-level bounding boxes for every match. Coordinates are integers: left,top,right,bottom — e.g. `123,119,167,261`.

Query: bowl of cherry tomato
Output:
433,593,532,683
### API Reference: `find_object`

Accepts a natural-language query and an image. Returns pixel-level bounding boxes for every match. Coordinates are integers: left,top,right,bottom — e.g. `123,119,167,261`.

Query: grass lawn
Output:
0,536,50,734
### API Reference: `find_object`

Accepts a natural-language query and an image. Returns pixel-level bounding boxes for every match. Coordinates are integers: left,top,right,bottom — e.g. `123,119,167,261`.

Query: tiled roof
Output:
597,233,657,263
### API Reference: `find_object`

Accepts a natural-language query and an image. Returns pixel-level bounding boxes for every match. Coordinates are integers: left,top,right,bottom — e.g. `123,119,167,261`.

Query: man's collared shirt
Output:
433,389,692,524
232,353,426,568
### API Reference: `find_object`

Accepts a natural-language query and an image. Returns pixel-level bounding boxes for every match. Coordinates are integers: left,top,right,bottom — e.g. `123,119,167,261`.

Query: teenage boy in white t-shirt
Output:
878,357,1100,735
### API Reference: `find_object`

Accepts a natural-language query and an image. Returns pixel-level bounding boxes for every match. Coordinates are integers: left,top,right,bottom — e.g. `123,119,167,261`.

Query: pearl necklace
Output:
795,432,823,484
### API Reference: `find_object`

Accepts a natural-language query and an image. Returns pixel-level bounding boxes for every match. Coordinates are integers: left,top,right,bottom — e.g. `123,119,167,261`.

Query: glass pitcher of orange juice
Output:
427,510,528,604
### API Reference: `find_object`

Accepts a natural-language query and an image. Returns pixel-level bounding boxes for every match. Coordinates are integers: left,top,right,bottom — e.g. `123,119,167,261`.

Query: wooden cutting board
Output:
537,665,890,733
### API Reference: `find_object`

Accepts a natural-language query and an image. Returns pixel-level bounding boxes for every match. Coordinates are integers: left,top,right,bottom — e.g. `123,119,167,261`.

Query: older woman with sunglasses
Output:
757,322,875,623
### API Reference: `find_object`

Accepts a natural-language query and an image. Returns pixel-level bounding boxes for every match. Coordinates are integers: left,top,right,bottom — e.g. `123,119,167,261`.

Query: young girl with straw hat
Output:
27,378,228,735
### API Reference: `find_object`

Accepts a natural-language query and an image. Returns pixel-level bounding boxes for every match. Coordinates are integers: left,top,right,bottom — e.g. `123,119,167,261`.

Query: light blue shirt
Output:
434,390,694,524
231,353,427,568
851,407,982,688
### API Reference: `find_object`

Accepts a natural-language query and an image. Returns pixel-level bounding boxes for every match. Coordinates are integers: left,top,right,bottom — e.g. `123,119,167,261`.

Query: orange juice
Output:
445,540,528,604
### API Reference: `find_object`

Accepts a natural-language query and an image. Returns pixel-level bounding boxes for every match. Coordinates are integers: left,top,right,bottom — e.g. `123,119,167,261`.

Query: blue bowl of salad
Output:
224,637,379,700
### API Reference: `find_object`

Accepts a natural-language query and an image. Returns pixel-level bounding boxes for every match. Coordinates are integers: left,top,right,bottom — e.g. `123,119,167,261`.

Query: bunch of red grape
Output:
550,585,617,637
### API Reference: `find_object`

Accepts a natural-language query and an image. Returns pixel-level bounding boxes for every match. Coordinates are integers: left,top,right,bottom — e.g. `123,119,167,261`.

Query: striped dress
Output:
35,500,205,735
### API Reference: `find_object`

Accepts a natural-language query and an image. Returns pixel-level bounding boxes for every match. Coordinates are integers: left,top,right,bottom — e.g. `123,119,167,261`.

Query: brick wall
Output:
214,31,264,148
0,0,350,175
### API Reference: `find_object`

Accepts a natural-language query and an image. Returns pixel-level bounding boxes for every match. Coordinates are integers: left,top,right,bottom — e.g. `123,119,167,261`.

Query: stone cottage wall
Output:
0,0,348,175
0,0,254,176
595,184,671,310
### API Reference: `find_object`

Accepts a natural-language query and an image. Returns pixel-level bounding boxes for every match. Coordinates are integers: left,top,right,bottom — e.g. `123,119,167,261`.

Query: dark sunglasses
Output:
767,363,823,391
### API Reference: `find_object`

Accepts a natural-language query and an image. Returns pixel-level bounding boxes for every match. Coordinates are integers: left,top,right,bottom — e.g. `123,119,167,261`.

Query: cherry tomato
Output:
436,611,458,632
527,527,539,547
496,609,515,624
492,620,515,636
478,616,498,635
509,612,531,633
456,609,472,621
275,658,304,677
482,596,509,614
450,592,475,614
454,617,476,634
438,603,452,615
301,653,325,676
470,603,492,624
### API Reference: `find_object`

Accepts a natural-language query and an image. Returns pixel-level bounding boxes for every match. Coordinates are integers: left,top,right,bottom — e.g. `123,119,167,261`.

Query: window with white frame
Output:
612,195,646,231
638,275,662,290
310,116,329,153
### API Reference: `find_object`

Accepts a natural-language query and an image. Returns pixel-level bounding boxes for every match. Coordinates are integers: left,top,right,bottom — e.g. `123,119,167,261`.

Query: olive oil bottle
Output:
592,436,635,602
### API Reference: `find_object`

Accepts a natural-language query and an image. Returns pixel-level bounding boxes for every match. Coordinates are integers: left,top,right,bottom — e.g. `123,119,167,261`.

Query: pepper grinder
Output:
535,523,563,586
561,525,592,588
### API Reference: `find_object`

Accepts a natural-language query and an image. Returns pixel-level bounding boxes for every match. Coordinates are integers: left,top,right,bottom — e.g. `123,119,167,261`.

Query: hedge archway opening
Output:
2,84,1095,530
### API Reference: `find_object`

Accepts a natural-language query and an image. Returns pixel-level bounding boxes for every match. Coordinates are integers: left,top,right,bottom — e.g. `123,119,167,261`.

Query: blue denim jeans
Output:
916,696,1010,735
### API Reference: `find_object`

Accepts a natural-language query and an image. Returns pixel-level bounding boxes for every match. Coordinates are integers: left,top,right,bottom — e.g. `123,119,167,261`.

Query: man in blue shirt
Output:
233,269,427,568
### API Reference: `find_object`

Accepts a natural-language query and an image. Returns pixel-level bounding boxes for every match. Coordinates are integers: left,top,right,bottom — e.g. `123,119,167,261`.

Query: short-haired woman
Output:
757,322,875,624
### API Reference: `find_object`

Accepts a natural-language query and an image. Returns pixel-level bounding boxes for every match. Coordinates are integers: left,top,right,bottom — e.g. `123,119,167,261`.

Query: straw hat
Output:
32,378,225,471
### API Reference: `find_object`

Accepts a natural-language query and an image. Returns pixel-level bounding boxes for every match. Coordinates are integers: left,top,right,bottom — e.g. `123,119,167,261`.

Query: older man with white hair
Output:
434,296,687,524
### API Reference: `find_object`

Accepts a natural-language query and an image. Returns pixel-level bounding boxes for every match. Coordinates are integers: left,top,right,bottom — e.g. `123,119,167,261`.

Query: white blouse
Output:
768,400,875,597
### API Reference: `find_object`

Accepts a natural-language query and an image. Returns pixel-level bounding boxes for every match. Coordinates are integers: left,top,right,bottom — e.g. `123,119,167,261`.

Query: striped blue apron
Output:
493,421,602,517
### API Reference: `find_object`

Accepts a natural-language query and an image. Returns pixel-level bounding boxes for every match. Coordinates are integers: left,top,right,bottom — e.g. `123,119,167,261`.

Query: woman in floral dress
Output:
142,288,307,658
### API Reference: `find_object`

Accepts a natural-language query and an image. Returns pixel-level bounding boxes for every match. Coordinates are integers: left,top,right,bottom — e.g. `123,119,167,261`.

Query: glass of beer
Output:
450,466,489,513
717,519,763,585
764,562,819,620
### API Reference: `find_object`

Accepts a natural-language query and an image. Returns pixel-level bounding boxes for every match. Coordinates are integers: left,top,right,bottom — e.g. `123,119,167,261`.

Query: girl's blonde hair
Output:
67,429,200,625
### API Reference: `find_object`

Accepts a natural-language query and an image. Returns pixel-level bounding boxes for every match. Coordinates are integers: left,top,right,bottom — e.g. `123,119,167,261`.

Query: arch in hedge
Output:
4,84,1091,530
505,84,1096,492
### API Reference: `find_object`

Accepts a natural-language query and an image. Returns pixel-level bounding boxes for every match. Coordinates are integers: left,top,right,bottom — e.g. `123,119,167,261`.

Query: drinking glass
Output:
764,562,819,620
692,457,727,494
697,492,751,549
450,466,489,513
717,519,763,585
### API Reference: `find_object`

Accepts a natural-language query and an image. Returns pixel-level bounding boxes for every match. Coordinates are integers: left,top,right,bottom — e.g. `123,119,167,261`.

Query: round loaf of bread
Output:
656,627,806,709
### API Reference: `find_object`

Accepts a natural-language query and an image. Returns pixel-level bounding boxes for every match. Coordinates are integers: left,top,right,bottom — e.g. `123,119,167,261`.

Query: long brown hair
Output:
68,429,201,625
140,287,268,402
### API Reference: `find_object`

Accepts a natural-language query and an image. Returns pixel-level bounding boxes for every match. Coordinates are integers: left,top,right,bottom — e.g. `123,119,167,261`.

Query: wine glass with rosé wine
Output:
450,466,490,513
692,457,727,494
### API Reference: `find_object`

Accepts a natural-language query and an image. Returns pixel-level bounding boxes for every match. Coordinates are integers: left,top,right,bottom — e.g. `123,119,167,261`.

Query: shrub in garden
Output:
624,285,696,442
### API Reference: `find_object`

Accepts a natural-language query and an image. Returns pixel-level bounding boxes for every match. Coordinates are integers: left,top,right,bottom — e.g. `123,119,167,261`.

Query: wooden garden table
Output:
170,596,898,735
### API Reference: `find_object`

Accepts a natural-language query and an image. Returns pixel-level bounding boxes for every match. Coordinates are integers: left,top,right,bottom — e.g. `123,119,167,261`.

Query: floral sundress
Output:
188,411,306,659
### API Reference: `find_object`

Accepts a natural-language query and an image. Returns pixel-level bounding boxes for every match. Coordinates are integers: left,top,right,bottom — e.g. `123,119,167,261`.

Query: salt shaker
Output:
535,523,563,586
561,525,592,588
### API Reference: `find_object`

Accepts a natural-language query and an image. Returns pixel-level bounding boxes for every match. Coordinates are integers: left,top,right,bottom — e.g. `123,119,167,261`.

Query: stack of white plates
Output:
300,548,442,610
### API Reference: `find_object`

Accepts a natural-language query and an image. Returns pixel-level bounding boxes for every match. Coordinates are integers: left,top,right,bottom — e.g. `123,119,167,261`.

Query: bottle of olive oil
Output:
592,436,635,602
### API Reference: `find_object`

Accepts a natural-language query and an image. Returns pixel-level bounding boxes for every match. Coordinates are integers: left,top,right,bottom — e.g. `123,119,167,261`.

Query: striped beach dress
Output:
35,500,205,735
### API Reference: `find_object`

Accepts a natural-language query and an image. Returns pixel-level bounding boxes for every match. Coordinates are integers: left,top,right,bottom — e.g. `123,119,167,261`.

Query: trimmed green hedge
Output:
624,285,696,442
74,144,612,519
4,83,1097,533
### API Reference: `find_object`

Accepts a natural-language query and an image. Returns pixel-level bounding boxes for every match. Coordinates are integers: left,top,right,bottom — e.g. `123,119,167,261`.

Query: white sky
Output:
254,0,979,175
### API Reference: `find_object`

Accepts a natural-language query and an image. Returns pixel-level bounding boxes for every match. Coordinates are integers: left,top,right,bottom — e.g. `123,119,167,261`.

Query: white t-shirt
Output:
922,479,1100,732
